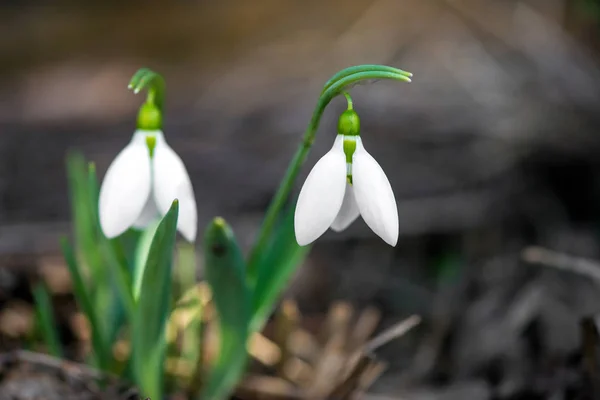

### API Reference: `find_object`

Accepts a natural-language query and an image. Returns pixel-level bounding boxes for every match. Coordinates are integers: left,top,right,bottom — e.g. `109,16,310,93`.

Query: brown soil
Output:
0,351,140,400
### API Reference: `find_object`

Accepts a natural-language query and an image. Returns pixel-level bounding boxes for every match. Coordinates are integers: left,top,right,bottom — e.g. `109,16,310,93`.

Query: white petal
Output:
330,184,360,232
352,138,399,246
132,195,160,229
98,132,152,238
294,135,347,245
152,134,198,242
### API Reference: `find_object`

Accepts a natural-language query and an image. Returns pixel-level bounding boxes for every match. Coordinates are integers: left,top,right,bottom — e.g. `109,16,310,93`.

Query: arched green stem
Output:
128,68,166,130
246,65,413,280
322,64,412,95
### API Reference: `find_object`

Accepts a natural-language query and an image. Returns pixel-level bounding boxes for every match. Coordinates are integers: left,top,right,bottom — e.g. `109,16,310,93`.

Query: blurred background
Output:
2,0,600,398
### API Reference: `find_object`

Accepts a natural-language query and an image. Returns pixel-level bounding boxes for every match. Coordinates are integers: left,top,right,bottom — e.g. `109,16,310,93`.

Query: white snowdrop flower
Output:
294,108,398,246
98,129,198,242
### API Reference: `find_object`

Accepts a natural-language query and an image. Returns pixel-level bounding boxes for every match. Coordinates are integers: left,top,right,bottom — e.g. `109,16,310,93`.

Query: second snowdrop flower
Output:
294,96,399,246
98,71,197,242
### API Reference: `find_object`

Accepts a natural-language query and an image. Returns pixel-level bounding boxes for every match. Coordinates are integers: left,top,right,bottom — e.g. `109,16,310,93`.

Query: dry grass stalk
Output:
11,276,419,399
522,246,600,283
274,299,300,375
240,299,421,400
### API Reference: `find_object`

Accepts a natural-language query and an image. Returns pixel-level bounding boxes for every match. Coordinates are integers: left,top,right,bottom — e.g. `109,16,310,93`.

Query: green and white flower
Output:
294,109,398,246
98,129,197,242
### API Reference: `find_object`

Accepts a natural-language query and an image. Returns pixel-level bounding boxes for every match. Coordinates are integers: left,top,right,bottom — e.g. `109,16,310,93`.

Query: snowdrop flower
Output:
98,129,198,242
294,107,399,246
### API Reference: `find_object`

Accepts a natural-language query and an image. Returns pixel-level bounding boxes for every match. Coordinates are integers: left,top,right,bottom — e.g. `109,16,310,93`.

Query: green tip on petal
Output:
343,137,357,164
145,135,157,158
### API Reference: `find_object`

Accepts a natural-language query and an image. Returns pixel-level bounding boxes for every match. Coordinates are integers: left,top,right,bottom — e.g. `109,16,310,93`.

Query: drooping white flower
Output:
98,129,197,242
294,134,398,246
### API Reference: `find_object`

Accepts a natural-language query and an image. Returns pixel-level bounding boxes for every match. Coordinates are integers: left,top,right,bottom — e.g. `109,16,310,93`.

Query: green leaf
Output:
66,153,108,304
116,228,143,267
32,283,63,358
174,242,197,300
250,202,310,333
65,152,134,345
131,200,179,400
199,217,250,400
132,219,161,300
61,237,110,370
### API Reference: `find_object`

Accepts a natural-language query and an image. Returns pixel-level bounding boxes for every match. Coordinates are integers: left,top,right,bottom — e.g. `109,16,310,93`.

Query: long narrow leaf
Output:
132,219,160,300
174,242,197,300
104,239,136,318
131,200,179,400
66,153,132,345
88,160,136,322
32,283,63,358
66,154,110,316
250,203,311,333
200,217,250,400
61,237,110,370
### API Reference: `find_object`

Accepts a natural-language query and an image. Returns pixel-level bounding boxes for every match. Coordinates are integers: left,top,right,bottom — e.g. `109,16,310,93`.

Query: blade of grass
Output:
32,283,63,358
66,153,133,346
131,200,179,399
132,219,160,300
66,153,111,320
174,242,197,300
250,202,311,333
88,159,136,321
104,238,136,318
199,217,250,400
61,237,110,370
117,228,143,267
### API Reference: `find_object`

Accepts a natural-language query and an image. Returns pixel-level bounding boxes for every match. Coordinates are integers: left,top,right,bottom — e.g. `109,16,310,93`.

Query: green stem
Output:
107,238,136,318
343,91,353,110
246,65,412,280
32,283,63,358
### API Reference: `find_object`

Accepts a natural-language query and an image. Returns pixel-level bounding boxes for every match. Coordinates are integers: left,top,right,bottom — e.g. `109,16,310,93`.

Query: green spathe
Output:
129,68,166,130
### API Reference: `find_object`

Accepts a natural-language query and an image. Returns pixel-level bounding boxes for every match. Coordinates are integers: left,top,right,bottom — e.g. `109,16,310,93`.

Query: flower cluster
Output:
98,68,407,249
